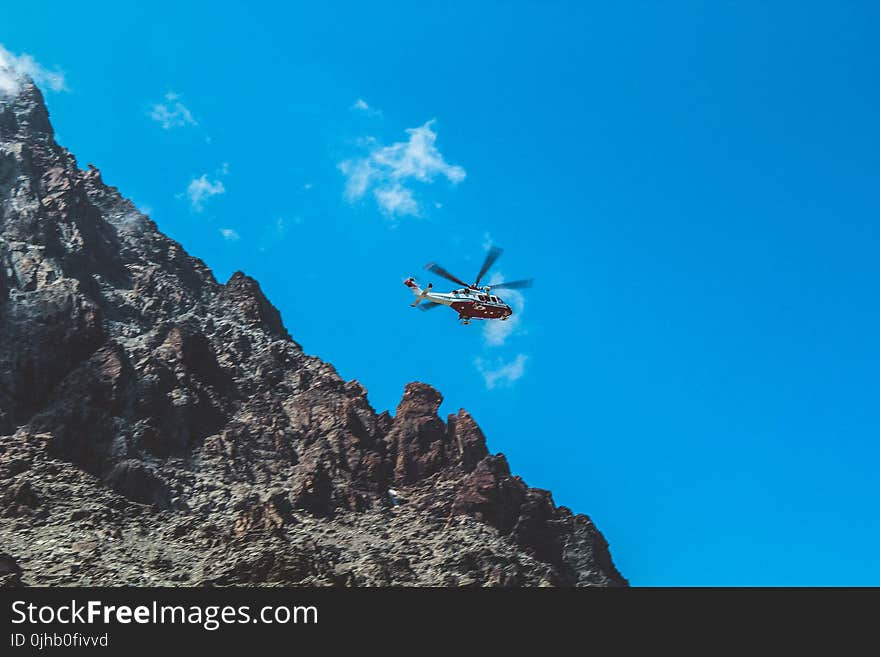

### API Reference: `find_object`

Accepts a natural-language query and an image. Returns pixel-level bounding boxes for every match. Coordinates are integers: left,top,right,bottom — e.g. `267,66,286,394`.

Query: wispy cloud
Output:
258,216,303,251
219,228,240,242
475,354,528,389
271,217,289,238
269,216,303,238
339,120,465,218
352,98,382,117
149,92,197,129
482,272,525,347
187,173,225,211
0,44,66,96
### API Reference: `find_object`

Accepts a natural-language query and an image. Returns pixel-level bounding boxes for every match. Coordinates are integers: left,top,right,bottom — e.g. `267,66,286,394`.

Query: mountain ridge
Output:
0,77,626,587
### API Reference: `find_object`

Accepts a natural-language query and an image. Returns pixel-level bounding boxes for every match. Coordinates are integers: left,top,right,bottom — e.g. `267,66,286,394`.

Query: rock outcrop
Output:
0,76,627,586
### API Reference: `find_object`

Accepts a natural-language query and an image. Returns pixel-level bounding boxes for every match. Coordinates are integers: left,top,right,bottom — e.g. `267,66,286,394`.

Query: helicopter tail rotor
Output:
410,282,434,306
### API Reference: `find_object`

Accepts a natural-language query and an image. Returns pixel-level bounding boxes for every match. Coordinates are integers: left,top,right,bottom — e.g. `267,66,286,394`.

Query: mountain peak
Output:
396,381,444,416
218,270,292,342
0,74,52,140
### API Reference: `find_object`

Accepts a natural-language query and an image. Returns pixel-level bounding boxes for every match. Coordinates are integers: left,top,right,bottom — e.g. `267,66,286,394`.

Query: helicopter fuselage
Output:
404,278,512,320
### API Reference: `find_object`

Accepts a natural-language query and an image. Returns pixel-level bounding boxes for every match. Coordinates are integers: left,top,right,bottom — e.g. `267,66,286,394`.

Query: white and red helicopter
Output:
404,246,533,325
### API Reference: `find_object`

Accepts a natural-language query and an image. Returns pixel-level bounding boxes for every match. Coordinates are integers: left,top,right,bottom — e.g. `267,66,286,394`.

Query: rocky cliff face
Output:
0,78,626,586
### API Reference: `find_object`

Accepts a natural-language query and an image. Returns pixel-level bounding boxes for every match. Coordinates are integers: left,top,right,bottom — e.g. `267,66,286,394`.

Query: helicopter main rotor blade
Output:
424,262,470,288
489,278,534,291
418,301,443,311
474,246,503,286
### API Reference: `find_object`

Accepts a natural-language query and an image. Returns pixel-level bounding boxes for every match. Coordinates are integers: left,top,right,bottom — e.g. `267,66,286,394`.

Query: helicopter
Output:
404,246,533,325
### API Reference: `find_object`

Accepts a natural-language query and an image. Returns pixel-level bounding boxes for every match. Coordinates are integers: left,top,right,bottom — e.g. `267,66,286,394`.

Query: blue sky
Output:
3,1,879,585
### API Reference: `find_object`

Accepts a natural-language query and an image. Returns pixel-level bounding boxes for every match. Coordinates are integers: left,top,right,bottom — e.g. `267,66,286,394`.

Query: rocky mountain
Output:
0,77,626,587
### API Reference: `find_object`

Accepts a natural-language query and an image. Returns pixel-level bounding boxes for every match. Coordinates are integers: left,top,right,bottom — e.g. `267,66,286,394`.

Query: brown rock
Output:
386,383,452,484
217,271,292,342
447,409,490,472
291,461,334,517
232,492,295,538
104,460,171,509
452,455,527,533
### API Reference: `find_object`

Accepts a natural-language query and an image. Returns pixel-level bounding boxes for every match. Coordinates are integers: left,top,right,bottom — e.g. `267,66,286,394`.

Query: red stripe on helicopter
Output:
451,301,512,319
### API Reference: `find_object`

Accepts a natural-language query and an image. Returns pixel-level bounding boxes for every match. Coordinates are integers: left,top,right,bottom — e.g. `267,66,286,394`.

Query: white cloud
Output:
482,272,525,346
374,184,418,217
372,121,466,183
482,231,494,251
219,228,240,242
339,158,373,200
352,98,382,117
149,92,197,129
187,174,225,211
475,354,528,389
339,120,465,218
0,44,66,96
